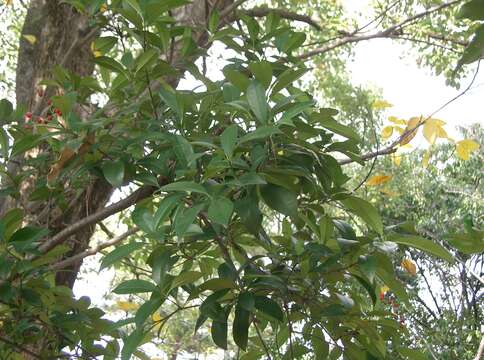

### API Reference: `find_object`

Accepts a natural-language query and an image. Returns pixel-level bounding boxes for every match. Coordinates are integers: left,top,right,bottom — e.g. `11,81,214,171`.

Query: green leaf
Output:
458,24,484,68
254,296,283,322
238,292,255,311
174,204,204,237
0,99,13,125
312,329,331,355
260,184,298,217
121,328,145,360
135,297,163,326
233,305,250,350
11,134,41,157
102,160,125,187
199,278,236,291
247,80,269,124
113,279,157,294
235,194,263,234
312,112,361,141
278,101,314,126
207,197,234,226
389,234,454,263
211,309,229,349
0,128,9,158
93,56,129,77
223,68,250,91
445,231,484,254
341,196,383,234
171,271,203,290
457,0,484,20
135,48,159,74
249,61,272,88
238,126,282,144
271,67,308,95
161,181,208,195
100,242,143,270
398,348,428,360
132,207,154,233
9,226,48,252
220,125,238,159
124,0,144,21
153,194,183,229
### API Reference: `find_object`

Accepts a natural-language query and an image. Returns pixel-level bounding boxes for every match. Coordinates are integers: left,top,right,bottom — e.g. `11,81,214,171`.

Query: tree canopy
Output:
0,0,482,359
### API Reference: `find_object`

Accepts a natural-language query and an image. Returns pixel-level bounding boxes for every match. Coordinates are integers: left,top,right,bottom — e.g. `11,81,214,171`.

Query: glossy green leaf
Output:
389,234,454,263
233,305,250,350
113,279,157,294
238,126,282,144
100,242,144,270
260,184,298,217
102,160,125,187
247,80,269,124
249,61,272,88
254,296,283,322
220,124,238,159
341,196,383,234
161,181,208,195
208,197,234,226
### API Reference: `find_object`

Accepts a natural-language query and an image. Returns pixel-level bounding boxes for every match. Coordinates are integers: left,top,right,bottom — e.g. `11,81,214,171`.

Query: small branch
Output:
50,227,139,270
240,7,321,30
38,176,168,254
299,0,464,60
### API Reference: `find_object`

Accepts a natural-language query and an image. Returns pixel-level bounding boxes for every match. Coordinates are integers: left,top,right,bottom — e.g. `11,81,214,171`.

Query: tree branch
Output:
240,7,321,30
50,227,140,270
38,176,168,254
299,0,464,60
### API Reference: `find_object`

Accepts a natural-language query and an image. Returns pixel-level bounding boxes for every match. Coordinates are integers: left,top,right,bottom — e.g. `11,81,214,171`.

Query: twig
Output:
50,227,139,270
240,7,321,30
298,0,464,60
38,176,168,254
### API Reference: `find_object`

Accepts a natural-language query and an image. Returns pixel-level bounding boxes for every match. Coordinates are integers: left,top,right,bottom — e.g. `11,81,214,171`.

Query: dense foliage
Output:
0,0,482,359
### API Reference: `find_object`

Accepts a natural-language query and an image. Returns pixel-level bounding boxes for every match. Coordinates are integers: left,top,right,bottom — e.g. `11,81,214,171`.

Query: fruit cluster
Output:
23,98,62,129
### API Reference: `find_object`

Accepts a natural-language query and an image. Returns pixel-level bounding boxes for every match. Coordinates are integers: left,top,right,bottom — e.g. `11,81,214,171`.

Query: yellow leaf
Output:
437,126,449,139
90,42,102,57
456,139,480,160
152,312,162,322
381,126,393,139
380,187,399,197
399,116,421,146
116,301,139,311
23,34,37,45
393,126,404,135
366,175,392,186
422,150,431,168
372,99,393,110
388,116,407,125
5,0,13,5
380,285,390,294
423,118,447,144
391,154,402,166
401,258,417,276
100,3,108,12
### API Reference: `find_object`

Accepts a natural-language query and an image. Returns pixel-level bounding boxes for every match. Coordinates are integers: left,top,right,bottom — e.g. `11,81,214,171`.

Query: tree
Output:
0,0,482,359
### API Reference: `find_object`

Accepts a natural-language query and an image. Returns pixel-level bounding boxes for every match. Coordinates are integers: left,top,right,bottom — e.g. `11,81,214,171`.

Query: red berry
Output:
54,108,62,116
47,99,52,106
36,116,43,124
25,112,33,120
47,115,53,122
